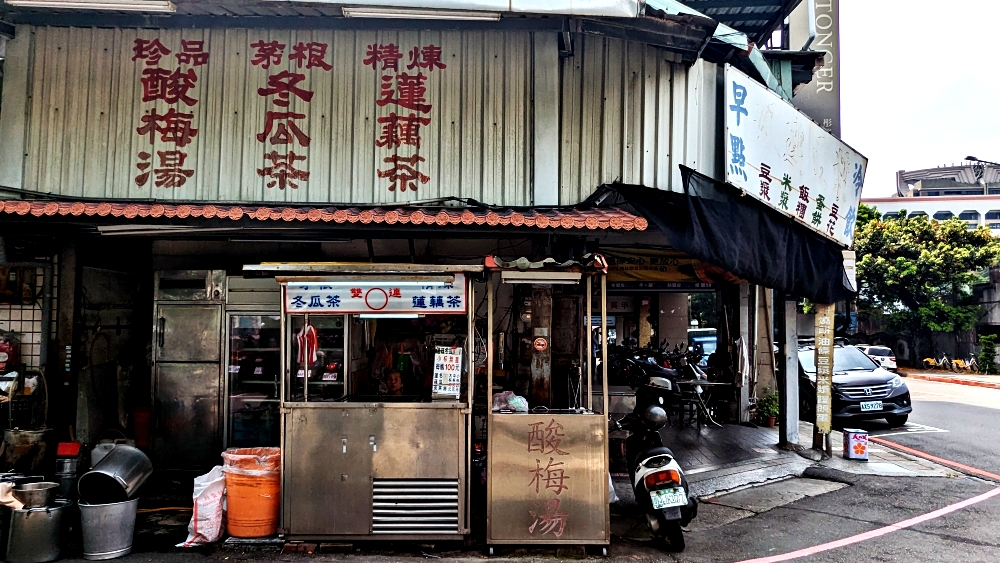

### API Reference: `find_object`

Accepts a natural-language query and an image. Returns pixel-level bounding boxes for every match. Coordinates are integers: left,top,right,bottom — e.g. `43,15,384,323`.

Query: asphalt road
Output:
856,378,1000,476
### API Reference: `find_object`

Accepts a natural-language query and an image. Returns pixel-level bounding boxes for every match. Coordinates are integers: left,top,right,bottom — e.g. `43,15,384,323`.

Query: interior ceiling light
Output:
3,0,176,12
340,6,500,20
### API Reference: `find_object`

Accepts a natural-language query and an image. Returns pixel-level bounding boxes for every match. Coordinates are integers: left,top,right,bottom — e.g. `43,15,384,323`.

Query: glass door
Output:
287,314,347,402
227,314,281,447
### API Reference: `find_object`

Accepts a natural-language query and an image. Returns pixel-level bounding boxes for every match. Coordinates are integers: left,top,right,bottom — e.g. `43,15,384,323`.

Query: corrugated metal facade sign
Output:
0,26,715,206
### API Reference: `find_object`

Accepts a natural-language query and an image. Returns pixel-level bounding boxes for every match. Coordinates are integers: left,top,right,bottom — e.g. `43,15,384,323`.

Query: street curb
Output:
903,372,1000,390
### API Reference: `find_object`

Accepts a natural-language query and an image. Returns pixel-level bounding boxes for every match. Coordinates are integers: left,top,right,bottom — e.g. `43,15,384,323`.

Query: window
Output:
932,211,954,220
986,211,1000,221
883,212,900,220
959,211,980,221
907,211,927,218
799,346,878,374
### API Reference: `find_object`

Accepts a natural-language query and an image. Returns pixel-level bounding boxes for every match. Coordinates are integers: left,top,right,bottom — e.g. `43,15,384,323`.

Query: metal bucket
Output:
80,499,138,560
78,446,152,504
6,501,69,563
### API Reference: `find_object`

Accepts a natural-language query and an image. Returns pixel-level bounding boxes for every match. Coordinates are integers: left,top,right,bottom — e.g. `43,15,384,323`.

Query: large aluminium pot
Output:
77,445,152,504
6,501,70,563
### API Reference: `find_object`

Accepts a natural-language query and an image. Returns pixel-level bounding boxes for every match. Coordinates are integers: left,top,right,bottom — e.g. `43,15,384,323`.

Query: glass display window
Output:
287,314,347,402
227,314,281,447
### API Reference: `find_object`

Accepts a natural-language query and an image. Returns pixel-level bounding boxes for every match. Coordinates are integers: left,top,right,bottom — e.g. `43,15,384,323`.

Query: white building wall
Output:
862,195,1000,235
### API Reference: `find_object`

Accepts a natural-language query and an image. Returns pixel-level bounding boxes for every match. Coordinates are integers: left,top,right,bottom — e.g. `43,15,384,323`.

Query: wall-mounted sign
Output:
532,338,548,352
724,65,866,246
283,274,466,314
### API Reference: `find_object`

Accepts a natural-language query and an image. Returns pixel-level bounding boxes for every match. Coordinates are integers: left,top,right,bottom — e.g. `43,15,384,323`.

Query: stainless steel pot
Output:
77,446,152,505
12,482,59,509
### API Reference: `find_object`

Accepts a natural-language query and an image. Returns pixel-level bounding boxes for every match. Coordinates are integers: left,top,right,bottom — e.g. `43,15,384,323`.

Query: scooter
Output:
611,378,697,551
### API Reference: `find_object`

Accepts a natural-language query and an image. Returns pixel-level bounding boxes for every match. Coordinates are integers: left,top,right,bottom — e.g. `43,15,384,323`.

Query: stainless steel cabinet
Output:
284,407,374,536
282,404,466,539
155,304,222,363
152,272,225,471
153,362,222,469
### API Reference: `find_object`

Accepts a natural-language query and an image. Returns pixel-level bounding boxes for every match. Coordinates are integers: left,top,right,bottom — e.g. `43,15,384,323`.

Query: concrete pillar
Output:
778,296,800,447
638,296,652,348
657,293,689,350
530,286,552,407
756,288,776,392
738,283,751,422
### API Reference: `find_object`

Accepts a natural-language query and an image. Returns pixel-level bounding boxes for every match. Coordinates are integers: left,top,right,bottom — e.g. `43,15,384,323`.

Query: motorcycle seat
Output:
641,446,675,461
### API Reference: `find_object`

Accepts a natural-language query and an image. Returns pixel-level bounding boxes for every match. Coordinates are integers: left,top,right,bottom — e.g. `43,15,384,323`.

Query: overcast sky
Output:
840,1,1000,197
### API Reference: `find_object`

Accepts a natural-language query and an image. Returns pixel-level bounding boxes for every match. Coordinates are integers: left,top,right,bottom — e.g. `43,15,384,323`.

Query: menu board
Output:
432,346,462,399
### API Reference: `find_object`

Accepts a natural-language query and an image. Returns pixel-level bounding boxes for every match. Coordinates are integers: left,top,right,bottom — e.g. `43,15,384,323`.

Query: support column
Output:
530,286,552,407
738,283,751,422
778,296,799,447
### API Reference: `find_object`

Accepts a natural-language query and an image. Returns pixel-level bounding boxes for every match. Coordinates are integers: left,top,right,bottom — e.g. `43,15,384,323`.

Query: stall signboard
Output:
724,65,867,247
432,346,463,398
283,274,466,314
814,303,835,434
488,414,607,543
602,248,741,290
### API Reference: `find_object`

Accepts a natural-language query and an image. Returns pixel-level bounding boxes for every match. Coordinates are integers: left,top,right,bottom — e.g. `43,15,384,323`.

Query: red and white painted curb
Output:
902,372,1000,390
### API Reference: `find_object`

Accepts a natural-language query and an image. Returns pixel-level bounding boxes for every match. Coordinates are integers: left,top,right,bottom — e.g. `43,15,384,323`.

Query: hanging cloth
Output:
297,323,318,368
734,335,751,389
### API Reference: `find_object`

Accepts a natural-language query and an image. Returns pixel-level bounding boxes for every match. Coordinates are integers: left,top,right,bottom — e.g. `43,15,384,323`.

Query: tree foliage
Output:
977,334,998,375
853,208,1000,355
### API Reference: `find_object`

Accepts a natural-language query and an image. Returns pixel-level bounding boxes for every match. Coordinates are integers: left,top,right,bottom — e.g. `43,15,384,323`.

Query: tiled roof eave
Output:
0,200,648,232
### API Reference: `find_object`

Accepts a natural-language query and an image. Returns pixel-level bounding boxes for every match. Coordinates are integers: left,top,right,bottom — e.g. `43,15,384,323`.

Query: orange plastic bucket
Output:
222,447,280,538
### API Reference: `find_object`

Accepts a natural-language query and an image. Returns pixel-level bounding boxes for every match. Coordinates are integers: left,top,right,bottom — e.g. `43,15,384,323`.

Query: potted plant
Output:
757,391,780,427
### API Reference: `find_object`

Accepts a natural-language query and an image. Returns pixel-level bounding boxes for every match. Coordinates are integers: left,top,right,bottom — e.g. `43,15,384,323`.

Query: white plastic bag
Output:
177,465,226,547
608,472,620,504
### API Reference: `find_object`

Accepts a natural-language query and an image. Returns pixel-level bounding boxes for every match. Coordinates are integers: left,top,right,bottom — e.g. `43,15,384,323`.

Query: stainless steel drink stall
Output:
484,256,610,548
242,263,482,540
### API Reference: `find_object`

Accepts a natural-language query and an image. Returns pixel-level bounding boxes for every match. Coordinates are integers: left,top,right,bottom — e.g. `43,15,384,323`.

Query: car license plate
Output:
860,400,883,412
650,488,687,509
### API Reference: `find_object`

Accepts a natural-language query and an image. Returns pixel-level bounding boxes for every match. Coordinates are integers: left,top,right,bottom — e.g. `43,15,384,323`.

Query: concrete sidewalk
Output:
900,368,1000,389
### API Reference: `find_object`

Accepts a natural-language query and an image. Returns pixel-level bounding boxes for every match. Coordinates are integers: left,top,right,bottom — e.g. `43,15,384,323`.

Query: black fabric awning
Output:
586,166,854,304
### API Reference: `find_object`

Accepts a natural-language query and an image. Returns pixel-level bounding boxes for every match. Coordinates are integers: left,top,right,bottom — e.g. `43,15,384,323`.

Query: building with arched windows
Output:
862,161,1000,235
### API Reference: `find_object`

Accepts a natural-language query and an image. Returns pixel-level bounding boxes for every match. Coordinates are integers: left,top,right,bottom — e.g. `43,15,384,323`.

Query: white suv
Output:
857,345,897,372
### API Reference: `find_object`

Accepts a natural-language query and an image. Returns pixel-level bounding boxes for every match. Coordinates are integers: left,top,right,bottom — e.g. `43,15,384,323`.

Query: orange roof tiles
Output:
0,200,648,232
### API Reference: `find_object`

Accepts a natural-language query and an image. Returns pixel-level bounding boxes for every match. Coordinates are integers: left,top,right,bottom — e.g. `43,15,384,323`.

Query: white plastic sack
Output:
177,466,225,547
608,472,620,504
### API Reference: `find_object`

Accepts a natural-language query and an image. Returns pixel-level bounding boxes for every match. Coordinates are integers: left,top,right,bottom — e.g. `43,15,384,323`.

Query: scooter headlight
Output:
644,469,681,490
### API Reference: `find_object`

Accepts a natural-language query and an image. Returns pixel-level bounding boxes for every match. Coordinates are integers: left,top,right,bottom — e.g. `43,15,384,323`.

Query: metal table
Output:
672,380,732,428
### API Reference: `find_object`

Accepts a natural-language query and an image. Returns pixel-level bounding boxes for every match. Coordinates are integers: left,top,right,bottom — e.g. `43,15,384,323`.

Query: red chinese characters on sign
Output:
133,37,209,188
526,419,571,538
528,499,568,538
252,40,331,189
364,43,447,192
527,419,569,456
377,154,430,193
259,151,309,190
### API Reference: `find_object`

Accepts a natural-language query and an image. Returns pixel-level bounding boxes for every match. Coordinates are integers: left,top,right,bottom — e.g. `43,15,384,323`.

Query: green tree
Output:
855,202,880,231
978,334,998,375
853,210,1000,361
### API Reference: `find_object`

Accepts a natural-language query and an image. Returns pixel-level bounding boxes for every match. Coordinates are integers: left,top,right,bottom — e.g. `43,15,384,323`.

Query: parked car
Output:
687,328,717,367
798,343,912,427
856,344,897,372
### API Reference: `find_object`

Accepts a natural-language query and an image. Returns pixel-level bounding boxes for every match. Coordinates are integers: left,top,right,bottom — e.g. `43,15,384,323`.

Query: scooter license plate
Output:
860,401,883,412
650,488,687,509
